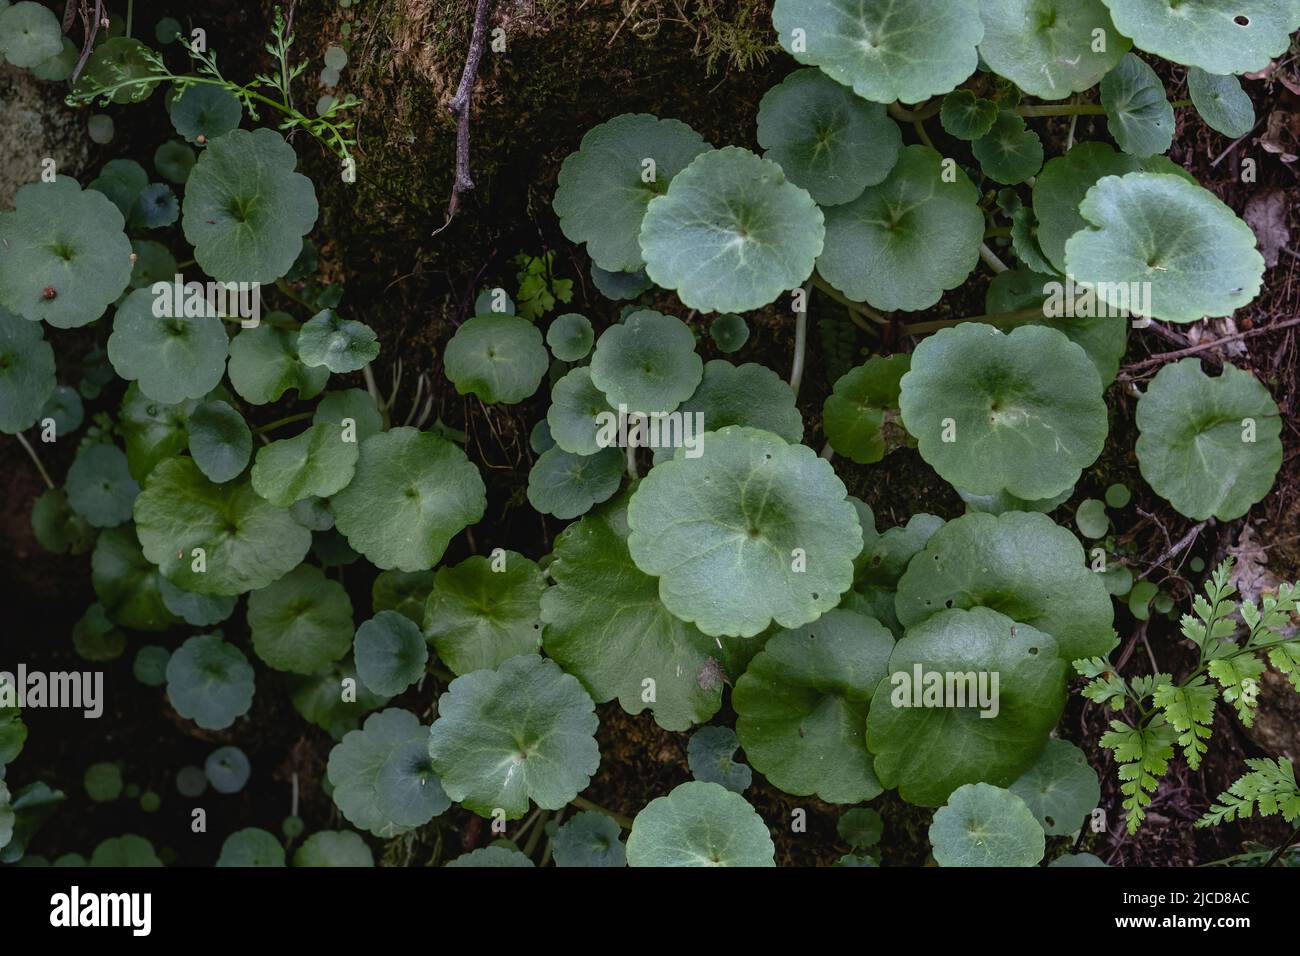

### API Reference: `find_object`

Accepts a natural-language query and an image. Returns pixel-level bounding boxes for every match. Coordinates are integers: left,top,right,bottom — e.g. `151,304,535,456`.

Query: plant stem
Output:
570,795,634,830
255,411,314,434
979,242,1009,274
888,100,943,123
361,363,386,421
522,810,550,857
14,432,55,491
903,304,1045,336
912,118,935,149
789,284,809,397
1015,98,1190,118
125,0,134,38
626,439,639,480
809,273,888,325
1264,822,1300,867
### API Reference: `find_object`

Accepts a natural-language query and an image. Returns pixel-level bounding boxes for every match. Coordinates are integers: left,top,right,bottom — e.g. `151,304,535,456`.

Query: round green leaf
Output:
445,846,534,868
153,140,196,184
287,658,389,740
119,384,195,480
627,426,862,637
250,421,359,507
444,314,548,405
73,603,125,661
166,632,255,730
314,388,383,443
895,511,1117,662
0,2,61,67
978,0,1130,100
1098,0,1300,75
248,564,354,674
67,443,139,528
206,745,252,794
899,323,1107,500
227,324,329,405
181,128,318,283
817,145,983,312
773,0,983,105
107,287,229,404
355,610,428,695
590,265,651,301
589,309,702,414
89,835,162,868
1075,498,1109,539
734,609,894,803
971,111,1044,185
527,445,624,520
546,313,594,362
328,708,449,837
0,177,132,328
1008,738,1100,835
1032,141,1192,274
133,645,170,686
1135,359,1282,521
293,831,374,867
1188,68,1255,139
547,367,614,456
31,35,77,81
1051,851,1108,867
639,147,824,313
134,457,312,595
371,569,435,624
866,607,1067,806
187,400,251,483
30,487,95,555
940,90,999,141
837,807,883,848
84,762,123,802
626,781,775,867
128,239,177,290
823,355,910,464
37,385,82,432
428,655,600,819
756,67,902,206
552,811,626,867
708,313,749,353
1064,172,1265,324
217,828,284,867
1099,53,1174,157
91,524,180,630
298,309,379,373
168,84,242,144
332,427,486,572
553,113,710,272
1105,482,1131,509
929,783,1045,866
128,183,179,230
0,307,55,433
423,551,544,675
687,726,752,793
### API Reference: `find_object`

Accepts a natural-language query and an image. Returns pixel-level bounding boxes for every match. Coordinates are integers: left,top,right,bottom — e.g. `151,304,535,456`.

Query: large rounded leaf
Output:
165,633,255,730
929,783,1045,866
250,422,359,507
91,525,180,631
443,314,548,405
541,495,753,731
227,325,329,406
168,85,242,144
866,607,1067,806
554,113,710,272
898,323,1107,500
427,655,600,819
422,551,545,675
1008,738,1101,835
0,308,55,434
134,457,312,595
895,511,1117,661
978,0,1129,100
971,112,1044,185
119,384,199,481
181,128,318,283
817,145,983,312
773,0,983,105
552,811,627,867
1188,68,1255,139
0,177,132,328
187,400,252,483
1064,172,1265,324
1099,0,1300,75
1099,54,1174,158
756,68,902,206
625,781,775,867
354,610,428,696
248,564,354,674
327,708,449,837
107,287,229,404
0,2,63,67
547,367,615,456
734,609,894,803
293,831,374,868
527,446,624,520
589,309,702,414
66,444,139,528
822,355,909,464
331,427,486,572
1135,359,1282,521
639,148,824,313
627,426,862,637
297,310,379,374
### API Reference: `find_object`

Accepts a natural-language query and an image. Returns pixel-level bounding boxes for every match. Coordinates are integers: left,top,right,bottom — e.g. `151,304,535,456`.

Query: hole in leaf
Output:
1234,15,1249,26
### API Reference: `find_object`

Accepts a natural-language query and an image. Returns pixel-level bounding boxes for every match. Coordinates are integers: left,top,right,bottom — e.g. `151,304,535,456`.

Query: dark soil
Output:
2,1,1299,867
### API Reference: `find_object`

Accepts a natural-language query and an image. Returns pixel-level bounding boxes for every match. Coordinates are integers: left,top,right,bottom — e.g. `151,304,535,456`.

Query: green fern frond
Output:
1101,717,1176,833
1197,758,1300,828
1153,676,1216,769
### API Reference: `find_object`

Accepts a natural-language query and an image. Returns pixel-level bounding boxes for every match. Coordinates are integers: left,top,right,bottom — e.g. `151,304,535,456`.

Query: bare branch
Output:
434,0,494,235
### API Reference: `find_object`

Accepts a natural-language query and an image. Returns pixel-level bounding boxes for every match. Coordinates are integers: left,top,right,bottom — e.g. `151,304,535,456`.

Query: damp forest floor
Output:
2,2,1300,867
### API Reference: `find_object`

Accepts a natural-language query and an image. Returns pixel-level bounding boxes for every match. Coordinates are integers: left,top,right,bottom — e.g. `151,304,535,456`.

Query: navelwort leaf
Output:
971,112,1044,185
1008,738,1101,835
423,551,545,675
772,0,984,105
687,726,752,793
187,400,252,483
929,783,1045,867
427,655,600,819
297,310,380,374
67,443,139,529
250,421,359,507
552,811,627,867
627,426,862,637
1099,53,1175,158
91,525,180,631
639,147,825,313
734,609,894,803
227,325,329,406
626,780,775,867
1099,0,1300,75
817,145,984,312
546,313,594,362
165,632,255,730
0,307,55,434
0,2,62,67
443,314,548,405
977,0,1129,100
527,446,624,520
899,323,1107,500
1135,359,1282,521
756,67,902,206
107,287,229,404
354,610,428,696
822,355,909,465
1188,68,1256,139
331,427,486,572
248,564,354,675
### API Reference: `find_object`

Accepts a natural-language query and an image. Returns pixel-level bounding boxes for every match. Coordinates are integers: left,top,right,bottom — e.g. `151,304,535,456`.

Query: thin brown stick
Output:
434,0,494,236
1125,315,1300,371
